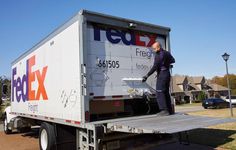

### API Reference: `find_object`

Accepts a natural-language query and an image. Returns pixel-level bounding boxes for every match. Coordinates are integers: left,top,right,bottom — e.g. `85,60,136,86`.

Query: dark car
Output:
202,98,229,109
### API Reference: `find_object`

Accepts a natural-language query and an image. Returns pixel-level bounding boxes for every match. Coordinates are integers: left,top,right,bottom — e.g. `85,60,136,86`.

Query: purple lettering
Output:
120,30,135,45
106,28,121,44
94,26,101,41
12,67,17,102
16,77,22,102
21,74,28,102
12,55,48,102
93,26,158,47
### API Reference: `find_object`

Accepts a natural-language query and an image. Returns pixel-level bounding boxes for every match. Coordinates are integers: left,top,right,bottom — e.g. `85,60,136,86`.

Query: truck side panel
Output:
11,21,82,123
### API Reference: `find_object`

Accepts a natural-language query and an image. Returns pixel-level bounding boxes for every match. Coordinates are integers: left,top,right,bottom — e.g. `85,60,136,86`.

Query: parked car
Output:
202,98,229,109
225,95,236,105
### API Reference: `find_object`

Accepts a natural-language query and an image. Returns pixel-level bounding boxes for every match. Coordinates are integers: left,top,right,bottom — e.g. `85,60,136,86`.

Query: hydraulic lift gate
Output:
90,113,236,134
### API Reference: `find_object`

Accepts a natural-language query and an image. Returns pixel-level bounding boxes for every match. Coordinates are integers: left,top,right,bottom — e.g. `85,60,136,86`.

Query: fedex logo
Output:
12,55,48,102
93,26,157,47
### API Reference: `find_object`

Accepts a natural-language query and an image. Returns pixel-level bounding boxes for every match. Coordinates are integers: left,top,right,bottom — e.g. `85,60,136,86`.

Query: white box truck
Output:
3,10,235,150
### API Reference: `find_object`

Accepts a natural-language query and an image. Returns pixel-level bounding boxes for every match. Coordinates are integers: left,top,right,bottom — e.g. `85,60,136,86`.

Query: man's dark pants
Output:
156,70,173,114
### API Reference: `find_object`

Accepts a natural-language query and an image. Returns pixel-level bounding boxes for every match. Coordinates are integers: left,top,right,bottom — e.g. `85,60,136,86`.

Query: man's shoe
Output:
156,110,169,117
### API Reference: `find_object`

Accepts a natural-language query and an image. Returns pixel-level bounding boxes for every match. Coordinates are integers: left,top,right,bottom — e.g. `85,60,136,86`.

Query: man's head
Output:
151,41,162,52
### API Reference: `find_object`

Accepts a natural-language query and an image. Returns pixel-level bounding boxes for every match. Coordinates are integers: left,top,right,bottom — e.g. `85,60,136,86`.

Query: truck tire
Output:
39,122,56,150
3,115,12,134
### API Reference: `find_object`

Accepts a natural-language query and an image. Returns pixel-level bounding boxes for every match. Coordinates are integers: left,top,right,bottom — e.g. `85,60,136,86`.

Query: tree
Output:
211,74,236,95
0,76,11,104
0,77,2,105
197,91,206,102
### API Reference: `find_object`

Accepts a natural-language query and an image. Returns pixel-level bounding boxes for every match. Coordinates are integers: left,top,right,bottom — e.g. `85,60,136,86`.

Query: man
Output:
142,41,175,116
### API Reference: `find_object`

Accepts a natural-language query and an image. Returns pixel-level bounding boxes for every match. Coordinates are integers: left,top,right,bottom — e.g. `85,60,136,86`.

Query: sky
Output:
0,0,236,79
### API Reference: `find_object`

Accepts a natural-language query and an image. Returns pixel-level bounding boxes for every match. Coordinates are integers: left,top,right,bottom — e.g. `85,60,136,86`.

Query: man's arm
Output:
168,52,175,64
146,60,159,77
142,54,161,82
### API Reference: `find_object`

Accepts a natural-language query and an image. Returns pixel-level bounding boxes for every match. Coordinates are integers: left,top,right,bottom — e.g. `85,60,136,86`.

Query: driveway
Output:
0,130,39,150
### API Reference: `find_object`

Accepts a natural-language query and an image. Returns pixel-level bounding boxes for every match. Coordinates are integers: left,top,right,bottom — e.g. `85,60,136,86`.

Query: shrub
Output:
197,91,207,102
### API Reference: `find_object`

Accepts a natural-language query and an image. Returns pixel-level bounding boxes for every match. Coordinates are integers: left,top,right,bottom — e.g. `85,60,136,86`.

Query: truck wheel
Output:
39,123,56,150
3,115,12,134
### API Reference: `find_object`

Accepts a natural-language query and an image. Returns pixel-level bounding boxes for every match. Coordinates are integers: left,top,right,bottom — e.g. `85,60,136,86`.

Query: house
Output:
206,83,229,97
171,75,229,104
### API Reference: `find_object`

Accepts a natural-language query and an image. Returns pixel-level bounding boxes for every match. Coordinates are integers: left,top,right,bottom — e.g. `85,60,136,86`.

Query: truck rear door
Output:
86,23,167,98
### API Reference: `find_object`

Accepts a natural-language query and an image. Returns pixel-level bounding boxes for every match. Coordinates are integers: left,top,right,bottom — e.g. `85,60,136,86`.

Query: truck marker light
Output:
74,121,80,125
65,120,72,123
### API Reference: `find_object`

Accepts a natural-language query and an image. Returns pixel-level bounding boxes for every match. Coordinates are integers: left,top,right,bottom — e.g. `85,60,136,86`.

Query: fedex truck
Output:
3,10,235,150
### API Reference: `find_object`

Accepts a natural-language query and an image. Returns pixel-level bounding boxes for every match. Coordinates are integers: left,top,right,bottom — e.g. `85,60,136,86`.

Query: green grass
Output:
187,108,236,150
188,108,236,118
188,123,236,150
176,102,202,107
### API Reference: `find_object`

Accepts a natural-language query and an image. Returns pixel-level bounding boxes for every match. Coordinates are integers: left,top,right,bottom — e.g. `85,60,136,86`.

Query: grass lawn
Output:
176,102,202,107
187,108,236,150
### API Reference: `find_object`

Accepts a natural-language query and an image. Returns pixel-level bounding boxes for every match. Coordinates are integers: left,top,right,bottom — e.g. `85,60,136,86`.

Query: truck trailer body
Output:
3,10,236,150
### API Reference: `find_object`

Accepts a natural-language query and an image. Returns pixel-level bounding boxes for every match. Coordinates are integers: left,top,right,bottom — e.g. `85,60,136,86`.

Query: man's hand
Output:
142,75,148,82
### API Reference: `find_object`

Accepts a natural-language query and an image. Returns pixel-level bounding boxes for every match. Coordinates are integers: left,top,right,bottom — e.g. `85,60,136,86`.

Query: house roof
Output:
171,75,229,94
172,83,184,93
188,76,204,84
193,76,205,84
172,76,184,93
188,83,200,91
173,76,186,84
207,83,229,91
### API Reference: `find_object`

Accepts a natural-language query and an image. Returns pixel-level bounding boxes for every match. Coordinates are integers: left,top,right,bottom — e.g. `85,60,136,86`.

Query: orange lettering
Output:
135,33,146,46
147,34,157,47
28,56,36,100
35,66,48,100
